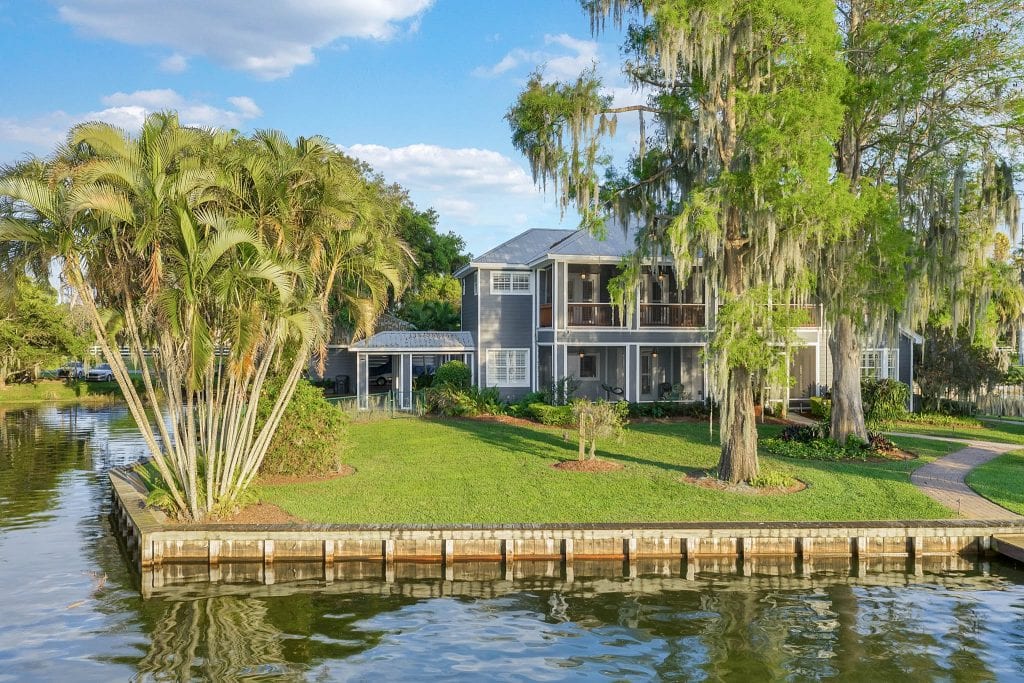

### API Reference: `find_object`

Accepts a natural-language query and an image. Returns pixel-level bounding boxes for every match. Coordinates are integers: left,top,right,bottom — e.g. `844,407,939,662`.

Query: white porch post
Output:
356,352,368,410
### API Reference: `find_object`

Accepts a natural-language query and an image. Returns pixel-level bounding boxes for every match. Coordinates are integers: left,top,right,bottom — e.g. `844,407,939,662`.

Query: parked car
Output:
57,362,85,379
369,358,393,386
85,364,115,382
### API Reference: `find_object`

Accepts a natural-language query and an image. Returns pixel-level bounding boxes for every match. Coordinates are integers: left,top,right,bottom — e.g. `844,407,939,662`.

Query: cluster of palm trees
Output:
0,112,413,521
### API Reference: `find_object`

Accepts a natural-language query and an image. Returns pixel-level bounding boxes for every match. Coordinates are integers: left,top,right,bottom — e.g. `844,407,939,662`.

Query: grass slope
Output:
884,419,1024,445
258,418,959,524
966,449,1024,515
0,379,123,404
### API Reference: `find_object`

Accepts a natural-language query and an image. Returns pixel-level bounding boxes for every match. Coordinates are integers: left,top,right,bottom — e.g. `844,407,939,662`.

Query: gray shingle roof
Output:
546,225,639,258
349,331,475,351
472,228,575,266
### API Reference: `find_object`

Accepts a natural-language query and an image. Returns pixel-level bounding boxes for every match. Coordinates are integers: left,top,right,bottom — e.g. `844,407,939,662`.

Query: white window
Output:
860,351,880,380
491,271,532,295
860,349,898,381
487,349,529,387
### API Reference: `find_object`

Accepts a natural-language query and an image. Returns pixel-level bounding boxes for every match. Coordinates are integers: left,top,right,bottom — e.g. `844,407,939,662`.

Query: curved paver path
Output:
887,432,1023,519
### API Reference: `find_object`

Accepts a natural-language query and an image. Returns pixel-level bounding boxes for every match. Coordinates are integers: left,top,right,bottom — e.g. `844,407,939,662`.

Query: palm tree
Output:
0,113,413,520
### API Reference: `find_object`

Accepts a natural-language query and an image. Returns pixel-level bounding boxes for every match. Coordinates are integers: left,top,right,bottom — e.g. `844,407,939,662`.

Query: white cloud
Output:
160,53,188,74
56,0,434,79
474,33,598,80
0,90,263,154
344,143,536,195
341,142,572,254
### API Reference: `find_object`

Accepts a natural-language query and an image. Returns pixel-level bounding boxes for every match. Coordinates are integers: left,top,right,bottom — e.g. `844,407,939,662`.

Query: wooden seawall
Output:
110,468,1024,596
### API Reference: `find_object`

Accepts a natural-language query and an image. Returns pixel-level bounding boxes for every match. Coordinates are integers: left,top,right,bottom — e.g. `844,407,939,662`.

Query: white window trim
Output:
490,270,532,295
486,348,530,387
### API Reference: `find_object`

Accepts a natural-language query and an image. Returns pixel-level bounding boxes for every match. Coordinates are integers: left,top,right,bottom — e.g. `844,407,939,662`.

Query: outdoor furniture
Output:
601,383,625,401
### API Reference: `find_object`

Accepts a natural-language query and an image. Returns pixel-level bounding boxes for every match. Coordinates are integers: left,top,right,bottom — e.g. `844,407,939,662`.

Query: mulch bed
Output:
551,459,624,473
257,464,355,486
862,448,917,462
681,474,807,495
215,502,303,525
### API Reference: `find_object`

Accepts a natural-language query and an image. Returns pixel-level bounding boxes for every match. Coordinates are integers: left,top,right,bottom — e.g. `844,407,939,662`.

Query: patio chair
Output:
601,383,625,401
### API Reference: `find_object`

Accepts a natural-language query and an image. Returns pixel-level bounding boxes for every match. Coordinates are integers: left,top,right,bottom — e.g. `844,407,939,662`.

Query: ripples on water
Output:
0,404,1023,681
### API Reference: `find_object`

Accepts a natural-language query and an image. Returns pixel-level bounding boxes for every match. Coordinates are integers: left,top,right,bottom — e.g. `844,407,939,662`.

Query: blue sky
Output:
0,1,643,256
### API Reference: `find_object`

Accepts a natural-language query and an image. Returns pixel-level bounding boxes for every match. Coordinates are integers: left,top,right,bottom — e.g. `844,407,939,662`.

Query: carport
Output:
349,331,475,410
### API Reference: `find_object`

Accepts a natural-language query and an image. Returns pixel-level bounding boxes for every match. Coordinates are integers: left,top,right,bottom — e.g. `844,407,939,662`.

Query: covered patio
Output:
349,331,475,411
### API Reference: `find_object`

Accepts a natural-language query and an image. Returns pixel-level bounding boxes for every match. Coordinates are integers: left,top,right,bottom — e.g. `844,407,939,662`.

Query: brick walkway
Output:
888,432,1023,519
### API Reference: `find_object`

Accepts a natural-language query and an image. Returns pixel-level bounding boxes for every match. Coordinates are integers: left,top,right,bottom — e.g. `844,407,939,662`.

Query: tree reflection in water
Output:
135,597,301,682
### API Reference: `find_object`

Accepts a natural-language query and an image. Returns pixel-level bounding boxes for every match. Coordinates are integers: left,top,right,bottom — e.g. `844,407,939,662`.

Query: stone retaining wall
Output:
110,468,1024,596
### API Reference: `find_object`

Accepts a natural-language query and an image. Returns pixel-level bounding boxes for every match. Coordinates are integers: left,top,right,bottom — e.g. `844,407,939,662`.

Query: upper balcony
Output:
538,263,708,330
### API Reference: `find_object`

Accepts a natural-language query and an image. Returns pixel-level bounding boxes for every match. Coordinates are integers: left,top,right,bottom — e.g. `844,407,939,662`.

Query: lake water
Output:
1,404,1024,681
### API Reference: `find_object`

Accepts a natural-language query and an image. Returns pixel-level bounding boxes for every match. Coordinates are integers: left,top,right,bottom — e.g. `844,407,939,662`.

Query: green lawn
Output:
966,449,1024,515
257,417,961,524
0,379,124,405
884,418,1024,445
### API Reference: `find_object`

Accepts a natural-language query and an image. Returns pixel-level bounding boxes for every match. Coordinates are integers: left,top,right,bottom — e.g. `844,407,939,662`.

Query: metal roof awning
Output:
348,331,475,353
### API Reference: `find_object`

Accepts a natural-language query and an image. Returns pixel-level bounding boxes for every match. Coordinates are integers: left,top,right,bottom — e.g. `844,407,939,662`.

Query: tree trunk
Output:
578,434,586,461
829,314,868,444
719,364,759,483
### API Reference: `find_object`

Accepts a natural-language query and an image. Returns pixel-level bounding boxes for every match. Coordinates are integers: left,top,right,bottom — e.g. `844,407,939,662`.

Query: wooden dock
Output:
993,535,1024,563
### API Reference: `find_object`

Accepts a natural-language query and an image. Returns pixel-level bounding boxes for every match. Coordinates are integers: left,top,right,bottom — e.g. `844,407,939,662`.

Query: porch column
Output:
356,352,369,410
401,353,413,410
625,344,639,402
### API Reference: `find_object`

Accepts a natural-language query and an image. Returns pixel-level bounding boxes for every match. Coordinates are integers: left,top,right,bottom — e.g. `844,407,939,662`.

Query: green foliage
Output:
628,401,711,419
426,384,503,417
761,437,868,462
545,375,580,406
526,402,575,427
395,206,470,278
711,287,804,381
507,391,548,418
747,470,797,489
809,397,832,421
882,413,983,429
1005,365,1024,385
432,360,471,391
258,378,348,477
0,278,89,384
398,298,460,331
916,325,1003,412
572,399,625,460
396,273,463,331
861,379,909,422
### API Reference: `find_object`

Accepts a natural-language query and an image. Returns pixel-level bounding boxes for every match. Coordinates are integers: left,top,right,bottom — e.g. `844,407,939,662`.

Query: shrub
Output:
628,400,711,419
258,378,348,477
894,412,983,428
432,360,471,391
747,469,796,488
546,376,581,405
526,402,575,426
413,371,434,390
867,432,897,453
572,399,624,460
809,397,831,421
507,391,548,418
761,437,863,461
862,378,909,422
779,423,828,442
426,385,503,417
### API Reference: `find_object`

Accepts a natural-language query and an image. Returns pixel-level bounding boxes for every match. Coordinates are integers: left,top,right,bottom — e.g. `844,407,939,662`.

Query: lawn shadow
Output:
433,417,576,462
438,417,712,475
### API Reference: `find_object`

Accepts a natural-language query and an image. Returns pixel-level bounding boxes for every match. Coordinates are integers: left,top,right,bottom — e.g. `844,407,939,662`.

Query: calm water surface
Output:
1,404,1023,681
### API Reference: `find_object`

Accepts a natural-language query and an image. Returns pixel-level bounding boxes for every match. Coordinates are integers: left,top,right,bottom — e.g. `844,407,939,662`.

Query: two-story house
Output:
312,226,917,411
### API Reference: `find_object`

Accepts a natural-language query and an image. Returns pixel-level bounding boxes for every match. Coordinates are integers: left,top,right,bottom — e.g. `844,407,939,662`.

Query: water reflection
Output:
1,404,1024,681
